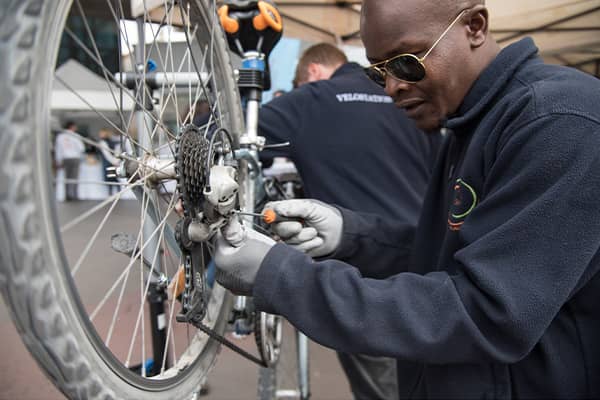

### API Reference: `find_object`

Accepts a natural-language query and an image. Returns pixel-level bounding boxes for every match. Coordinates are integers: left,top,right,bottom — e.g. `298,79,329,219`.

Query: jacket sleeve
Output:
328,207,417,278
253,113,600,364
77,135,85,155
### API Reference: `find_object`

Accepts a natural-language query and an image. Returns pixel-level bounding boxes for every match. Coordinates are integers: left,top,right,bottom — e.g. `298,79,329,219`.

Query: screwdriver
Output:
234,209,302,224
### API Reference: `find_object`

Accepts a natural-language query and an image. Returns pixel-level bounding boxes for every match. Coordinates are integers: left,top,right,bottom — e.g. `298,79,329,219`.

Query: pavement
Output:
0,305,352,399
0,200,353,400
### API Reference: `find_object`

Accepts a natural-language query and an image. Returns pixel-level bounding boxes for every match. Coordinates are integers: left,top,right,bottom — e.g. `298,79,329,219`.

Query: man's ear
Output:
306,62,321,82
466,5,489,48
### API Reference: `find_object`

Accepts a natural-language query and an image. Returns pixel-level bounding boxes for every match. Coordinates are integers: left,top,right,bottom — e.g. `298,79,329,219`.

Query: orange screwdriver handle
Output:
262,209,303,225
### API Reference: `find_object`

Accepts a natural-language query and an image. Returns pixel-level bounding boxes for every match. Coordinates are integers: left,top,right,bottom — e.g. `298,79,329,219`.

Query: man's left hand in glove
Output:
214,216,276,296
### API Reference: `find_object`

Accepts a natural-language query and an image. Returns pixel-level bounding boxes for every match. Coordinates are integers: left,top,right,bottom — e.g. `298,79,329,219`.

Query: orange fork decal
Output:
253,1,283,32
218,5,240,34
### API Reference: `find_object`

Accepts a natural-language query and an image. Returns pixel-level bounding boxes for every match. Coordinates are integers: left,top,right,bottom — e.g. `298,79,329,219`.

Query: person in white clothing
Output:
55,121,85,201
98,128,121,196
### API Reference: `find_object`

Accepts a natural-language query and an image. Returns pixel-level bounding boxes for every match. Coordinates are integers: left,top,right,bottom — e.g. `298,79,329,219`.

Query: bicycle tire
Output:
0,0,245,398
257,305,309,400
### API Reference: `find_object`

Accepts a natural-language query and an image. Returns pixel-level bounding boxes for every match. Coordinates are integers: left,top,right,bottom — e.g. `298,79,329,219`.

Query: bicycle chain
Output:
175,125,268,368
194,317,267,368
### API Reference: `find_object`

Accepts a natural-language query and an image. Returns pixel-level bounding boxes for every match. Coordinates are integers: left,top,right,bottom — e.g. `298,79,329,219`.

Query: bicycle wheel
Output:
258,321,310,400
0,0,244,398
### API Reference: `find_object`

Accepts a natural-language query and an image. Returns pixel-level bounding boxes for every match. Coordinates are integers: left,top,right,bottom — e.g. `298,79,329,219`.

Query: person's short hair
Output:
294,43,348,86
65,121,77,130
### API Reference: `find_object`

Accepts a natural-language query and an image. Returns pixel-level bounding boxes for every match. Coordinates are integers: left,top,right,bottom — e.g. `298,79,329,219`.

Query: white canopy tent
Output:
71,0,600,78
273,0,600,78
52,59,134,113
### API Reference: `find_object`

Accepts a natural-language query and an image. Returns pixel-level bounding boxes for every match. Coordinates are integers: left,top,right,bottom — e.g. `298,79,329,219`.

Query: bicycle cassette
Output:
176,125,210,218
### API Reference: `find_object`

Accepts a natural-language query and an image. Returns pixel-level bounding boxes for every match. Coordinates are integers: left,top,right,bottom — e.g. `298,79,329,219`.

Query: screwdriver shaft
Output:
234,211,264,217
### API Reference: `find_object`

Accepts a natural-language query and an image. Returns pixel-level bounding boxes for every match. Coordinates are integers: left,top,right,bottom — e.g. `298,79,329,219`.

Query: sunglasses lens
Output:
364,67,386,87
387,55,426,82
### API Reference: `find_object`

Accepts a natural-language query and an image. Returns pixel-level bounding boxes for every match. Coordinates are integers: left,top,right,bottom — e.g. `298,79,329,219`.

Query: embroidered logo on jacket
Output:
448,179,478,231
335,93,393,103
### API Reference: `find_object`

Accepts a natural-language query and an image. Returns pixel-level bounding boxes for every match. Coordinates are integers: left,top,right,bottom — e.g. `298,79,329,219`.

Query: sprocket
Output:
176,125,211,218
175,125,211,315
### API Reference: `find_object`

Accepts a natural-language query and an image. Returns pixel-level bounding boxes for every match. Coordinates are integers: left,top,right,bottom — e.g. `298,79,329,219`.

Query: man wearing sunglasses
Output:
214,0,600,398
259,42,438,400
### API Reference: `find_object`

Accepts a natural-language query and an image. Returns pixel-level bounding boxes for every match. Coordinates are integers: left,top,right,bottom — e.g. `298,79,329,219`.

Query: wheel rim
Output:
39,0,242,390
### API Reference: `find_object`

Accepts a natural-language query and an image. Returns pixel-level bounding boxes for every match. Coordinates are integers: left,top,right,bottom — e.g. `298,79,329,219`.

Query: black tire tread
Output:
0,2,116,398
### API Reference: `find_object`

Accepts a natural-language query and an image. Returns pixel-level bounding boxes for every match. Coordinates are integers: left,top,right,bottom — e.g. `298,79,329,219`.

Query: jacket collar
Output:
331,62,363,78
446,37,539,132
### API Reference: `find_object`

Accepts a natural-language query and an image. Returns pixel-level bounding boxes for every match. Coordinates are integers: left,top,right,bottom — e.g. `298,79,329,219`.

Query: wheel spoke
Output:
54,74,132,141
178,2,219,126
71,187,124,276
104,183,156,347
89,195,177,321
60,176,142,233
161,249,184,375
139,184,148,377
72,0,128,128
125,192,178,372
61,26,179,144
56,179,125,186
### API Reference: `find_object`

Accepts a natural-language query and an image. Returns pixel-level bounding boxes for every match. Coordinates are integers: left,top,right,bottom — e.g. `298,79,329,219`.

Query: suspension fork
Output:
234,51,269,325
218,0,283,332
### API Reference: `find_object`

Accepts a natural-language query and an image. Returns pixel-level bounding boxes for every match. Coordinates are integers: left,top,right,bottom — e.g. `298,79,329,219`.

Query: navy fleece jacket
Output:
252,38,600,398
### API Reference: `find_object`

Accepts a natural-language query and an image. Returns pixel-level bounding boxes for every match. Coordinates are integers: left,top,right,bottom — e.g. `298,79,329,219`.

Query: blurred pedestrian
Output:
55,121,85,201
98,128,120,196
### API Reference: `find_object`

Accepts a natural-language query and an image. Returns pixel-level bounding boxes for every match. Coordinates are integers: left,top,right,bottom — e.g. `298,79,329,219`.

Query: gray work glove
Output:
214,217,276,296
265,199,342,258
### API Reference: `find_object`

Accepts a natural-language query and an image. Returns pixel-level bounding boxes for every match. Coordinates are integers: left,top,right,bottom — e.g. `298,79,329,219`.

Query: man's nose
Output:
384,75,411,97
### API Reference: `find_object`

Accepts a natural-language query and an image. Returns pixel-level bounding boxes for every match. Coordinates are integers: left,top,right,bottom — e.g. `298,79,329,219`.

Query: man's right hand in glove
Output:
265,199,343,258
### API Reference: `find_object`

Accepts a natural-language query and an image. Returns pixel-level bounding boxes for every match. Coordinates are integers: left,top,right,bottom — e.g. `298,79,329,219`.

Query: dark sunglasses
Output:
365,9,468,87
